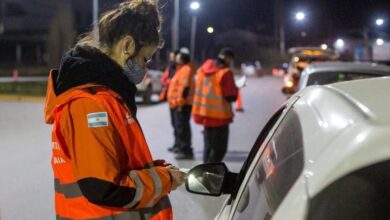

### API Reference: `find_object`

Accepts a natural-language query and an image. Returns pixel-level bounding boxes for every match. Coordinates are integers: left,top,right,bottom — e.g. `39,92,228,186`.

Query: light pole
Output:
171,0,180,50
363,18,386,60
190,1,200,60
279,11,306,57
93,0,99,40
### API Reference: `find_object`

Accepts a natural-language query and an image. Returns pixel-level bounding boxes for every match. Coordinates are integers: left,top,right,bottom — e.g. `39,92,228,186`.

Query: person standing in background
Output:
192,48,239,163
167,49,195,160
160,50,180,152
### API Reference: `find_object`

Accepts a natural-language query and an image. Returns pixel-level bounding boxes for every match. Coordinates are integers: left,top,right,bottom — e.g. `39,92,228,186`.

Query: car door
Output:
222,104,305,220
213,103,288,220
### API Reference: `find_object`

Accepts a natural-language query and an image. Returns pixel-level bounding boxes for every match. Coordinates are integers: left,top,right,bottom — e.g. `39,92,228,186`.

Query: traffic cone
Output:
12,69,19,81
235,91,244,112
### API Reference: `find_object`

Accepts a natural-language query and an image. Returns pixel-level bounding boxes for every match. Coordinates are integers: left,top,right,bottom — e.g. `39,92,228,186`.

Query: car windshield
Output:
307,71,383,86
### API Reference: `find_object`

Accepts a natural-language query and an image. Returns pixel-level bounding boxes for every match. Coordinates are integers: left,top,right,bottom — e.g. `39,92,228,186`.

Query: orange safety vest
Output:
44,71,173,220
167,64,194,108
192,68,233,120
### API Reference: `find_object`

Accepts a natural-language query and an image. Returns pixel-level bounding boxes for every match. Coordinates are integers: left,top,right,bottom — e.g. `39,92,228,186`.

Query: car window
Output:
232,109,304,220
306,160,390,220
307,71,380,86
231,107,285,200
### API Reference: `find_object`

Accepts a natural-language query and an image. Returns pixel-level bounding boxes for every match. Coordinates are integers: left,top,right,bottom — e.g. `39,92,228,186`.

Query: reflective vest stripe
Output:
192,69,233,119
167,64,194,108
49,87,173,220
54,179,83,198
146,169,163,207
124,171,144,208
192,102,232,111
194,85,225,102
56,196,171,220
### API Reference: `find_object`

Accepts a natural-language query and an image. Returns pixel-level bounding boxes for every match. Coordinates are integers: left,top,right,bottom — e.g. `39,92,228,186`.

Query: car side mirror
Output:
185,163,229,197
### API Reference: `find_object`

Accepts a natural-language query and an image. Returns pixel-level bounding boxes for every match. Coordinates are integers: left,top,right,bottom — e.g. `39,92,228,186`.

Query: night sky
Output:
154,0,390,48
87,0,390,54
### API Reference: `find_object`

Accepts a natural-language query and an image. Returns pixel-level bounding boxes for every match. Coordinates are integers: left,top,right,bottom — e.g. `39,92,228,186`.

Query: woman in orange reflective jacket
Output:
44,1,186,219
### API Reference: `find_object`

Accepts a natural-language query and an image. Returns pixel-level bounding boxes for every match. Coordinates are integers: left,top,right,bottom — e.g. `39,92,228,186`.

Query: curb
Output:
0,94,45,102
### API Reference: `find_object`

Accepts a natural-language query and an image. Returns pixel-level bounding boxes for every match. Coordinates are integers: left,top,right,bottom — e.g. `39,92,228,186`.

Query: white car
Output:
186,77,390,220
297,62,390,92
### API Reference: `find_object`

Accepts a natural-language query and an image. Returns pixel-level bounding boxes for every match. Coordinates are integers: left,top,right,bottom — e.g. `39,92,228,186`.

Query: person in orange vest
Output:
167,49,195,160
159,50,179,102
44,1,186,219
159,50,180,153
192,48,239,163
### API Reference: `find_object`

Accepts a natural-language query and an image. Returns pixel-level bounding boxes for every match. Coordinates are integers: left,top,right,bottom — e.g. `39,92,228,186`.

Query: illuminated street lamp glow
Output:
190,1,200,10
376,38,384,46
335,39,345,49
296,12,305,21
321,44,328,50
207,26,214,34
376,18,384,26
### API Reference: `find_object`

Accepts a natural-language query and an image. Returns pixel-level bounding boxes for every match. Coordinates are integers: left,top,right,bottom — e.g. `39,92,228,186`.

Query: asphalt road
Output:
0,75,285,220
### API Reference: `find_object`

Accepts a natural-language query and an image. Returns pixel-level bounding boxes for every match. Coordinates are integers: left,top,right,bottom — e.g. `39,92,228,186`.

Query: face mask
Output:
123,58,147,85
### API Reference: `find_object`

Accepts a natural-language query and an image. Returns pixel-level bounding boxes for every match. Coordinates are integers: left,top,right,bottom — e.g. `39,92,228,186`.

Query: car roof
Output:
304,62,390,76
290,77,390,197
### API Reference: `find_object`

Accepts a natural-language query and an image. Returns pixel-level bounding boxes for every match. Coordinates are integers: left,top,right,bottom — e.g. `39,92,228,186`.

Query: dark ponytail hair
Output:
77,0,162,51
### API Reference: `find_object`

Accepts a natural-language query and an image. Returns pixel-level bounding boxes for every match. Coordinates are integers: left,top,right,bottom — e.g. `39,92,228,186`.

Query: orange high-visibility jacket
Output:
192,68,234,120
167,64,195,109
44,71,173,220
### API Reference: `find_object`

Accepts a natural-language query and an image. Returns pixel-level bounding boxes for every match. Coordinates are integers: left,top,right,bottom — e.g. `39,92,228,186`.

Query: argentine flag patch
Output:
87,112,109,128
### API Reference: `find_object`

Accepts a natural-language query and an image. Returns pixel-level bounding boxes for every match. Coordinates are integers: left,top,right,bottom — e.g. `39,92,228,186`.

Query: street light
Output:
190,1,200,10
190,1,200,60
279,10,307,57
376,18,384,26
207,26,214,34
376,38,384,46
321,44,328,50
335,38,345,50
295,12,305,21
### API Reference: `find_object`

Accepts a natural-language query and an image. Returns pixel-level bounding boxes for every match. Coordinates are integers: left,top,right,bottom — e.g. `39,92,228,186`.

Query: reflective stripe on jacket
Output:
45,71,173,220
192,68,234,120
167,64,195,108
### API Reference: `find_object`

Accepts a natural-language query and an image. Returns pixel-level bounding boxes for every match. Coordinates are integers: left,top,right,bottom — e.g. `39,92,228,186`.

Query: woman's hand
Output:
168,168,187,191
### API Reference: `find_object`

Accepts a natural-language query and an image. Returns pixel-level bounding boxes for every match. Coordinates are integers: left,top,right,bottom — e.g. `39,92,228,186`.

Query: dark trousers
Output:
203,125,229,163
174,105,193,154
170,108,178,148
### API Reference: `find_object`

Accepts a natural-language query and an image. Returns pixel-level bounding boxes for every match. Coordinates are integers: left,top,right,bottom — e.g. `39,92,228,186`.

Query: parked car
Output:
186,77,390,220
136,69,163,103
296,62,390,92
241,61,263,77
282,47,338,94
